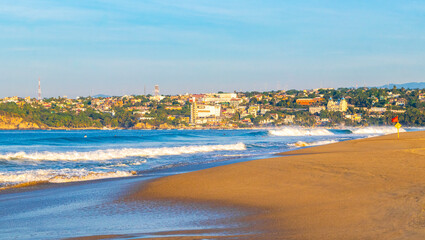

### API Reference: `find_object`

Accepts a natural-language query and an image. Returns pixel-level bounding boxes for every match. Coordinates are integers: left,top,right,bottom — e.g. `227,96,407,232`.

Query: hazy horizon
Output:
1,0,425,98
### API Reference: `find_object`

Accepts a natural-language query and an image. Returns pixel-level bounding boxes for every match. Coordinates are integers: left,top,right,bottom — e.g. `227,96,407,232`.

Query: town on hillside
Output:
0,86,424,129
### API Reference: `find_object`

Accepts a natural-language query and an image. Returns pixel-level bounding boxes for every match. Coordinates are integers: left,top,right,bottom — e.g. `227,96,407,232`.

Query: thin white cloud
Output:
0,1,104,22
95,0,282,25
5,47,36,52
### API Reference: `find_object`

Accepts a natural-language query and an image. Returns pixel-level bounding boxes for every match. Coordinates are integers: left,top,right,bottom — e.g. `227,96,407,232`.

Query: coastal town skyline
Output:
1,86,423,130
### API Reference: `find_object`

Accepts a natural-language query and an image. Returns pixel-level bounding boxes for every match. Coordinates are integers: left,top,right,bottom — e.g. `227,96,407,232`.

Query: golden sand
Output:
128,131,425,239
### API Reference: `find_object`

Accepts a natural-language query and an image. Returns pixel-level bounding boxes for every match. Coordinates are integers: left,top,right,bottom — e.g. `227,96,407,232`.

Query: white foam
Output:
0,169,134,187
0,143,246,161
130,160,147,165
269,127,334,136
351,126,406,135
288,140,338,147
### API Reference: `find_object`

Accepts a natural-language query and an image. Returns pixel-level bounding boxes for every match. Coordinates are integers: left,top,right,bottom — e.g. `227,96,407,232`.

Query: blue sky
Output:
1,0,425,97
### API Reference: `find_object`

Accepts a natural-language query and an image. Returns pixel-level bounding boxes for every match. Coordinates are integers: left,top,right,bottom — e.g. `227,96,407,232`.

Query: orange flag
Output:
392,116,399,123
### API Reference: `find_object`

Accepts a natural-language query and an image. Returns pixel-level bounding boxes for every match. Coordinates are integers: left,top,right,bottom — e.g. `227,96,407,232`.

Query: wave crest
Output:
0,143,246,161
351,126,406,135
269,127,334,136
0,169,135,188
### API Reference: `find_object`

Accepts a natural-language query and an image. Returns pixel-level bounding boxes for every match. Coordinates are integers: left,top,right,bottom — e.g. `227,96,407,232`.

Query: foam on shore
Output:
288,140,338,147
0,169,135,189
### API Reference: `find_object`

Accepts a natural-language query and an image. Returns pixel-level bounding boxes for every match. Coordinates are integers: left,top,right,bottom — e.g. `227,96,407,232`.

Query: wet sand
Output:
128,131,425,239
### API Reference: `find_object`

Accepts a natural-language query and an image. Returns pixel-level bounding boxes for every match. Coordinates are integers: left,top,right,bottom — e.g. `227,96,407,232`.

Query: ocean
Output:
0,126,416,189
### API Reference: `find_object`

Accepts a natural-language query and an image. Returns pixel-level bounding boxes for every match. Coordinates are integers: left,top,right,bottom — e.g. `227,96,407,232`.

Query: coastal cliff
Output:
0,115,41,129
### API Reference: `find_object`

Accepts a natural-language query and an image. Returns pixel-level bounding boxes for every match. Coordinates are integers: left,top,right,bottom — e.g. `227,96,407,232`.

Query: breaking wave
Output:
0,169,135,188
269,127,334,136
269,126,407,136
0,143,246,161
350,126,406,135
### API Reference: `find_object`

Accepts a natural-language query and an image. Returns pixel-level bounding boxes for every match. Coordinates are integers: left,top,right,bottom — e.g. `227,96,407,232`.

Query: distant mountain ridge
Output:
92,94,111,98
377,82,425,89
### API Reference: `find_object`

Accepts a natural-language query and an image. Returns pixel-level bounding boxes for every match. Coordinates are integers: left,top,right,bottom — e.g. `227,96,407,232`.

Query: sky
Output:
1,0,425,98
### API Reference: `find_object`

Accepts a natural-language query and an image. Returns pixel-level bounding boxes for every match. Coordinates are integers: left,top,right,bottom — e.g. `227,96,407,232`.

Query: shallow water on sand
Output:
0,175,256,239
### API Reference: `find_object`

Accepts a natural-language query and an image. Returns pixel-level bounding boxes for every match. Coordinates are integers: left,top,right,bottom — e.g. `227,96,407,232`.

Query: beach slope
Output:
130,131,425,239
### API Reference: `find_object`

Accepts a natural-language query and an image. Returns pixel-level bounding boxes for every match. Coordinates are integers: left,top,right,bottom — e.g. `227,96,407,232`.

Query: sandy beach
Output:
126,131,425,239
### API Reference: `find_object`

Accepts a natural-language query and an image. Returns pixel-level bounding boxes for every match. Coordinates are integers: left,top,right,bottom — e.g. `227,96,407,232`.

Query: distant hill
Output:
377,82,425,89
92,94,111,98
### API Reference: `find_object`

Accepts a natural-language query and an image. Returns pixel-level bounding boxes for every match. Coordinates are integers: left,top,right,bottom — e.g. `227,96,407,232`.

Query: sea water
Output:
0,126,416,189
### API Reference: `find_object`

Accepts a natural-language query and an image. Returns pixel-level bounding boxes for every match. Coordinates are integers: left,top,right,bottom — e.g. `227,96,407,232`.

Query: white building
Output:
190,98,221,124
217,93,237,99
309,106,325,114
327,98,348,112
201,93,239,104
197,104,221,118
150,95,165,101
369,107,387,113
283,115,295,124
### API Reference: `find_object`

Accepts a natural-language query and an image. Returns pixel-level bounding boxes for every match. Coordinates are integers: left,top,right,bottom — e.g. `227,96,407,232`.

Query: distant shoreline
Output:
0,126,272,130
0,125,408,131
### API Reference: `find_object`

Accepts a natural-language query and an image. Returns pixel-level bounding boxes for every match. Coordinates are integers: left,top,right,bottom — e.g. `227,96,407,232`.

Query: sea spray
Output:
268,126,407,136
350,126,406,135
269,127,334,136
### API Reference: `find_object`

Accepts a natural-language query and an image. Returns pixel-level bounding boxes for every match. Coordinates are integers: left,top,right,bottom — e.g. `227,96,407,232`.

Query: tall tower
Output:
154,85,159,96
190,97,197,125
38,77,42,101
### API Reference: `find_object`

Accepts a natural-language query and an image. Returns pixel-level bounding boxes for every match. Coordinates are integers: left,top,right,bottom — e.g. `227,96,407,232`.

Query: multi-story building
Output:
196,105,221,118
309,106,325,114
248,105,260,117
369,107,387,113
190,98,197,124
327,98,348,112
296,97,324,106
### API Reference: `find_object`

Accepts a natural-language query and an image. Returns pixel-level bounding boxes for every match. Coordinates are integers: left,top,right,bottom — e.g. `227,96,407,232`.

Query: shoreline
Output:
0,126,277,130
125,131,425,239
0,125,417,131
